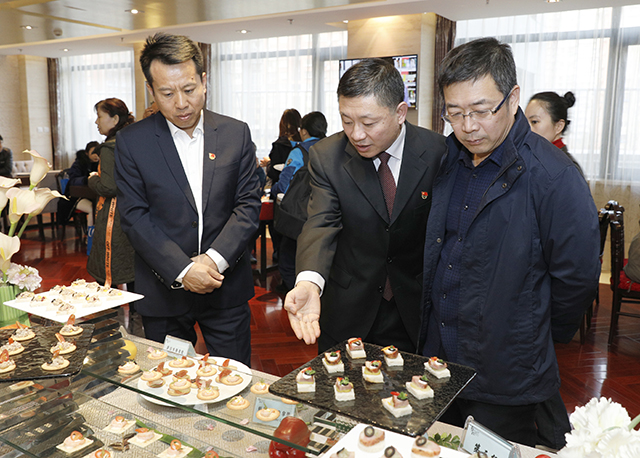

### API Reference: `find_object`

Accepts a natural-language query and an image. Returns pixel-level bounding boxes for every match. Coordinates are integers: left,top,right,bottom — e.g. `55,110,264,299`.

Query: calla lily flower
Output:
25,149,51,189
0,232,20,275
0,176,20,212
6,188,41,225
30,188,67,216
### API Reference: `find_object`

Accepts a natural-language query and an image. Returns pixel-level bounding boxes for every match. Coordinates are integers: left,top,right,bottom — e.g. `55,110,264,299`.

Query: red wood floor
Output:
11,223,640,419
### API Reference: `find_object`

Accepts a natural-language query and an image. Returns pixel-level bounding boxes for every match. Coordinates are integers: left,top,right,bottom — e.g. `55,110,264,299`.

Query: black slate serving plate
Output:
269,340,476,437
0,324,95,382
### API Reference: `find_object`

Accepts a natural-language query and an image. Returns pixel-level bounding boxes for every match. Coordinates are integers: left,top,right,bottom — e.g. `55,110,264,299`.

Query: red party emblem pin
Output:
421,191,429,199
209,153,216,160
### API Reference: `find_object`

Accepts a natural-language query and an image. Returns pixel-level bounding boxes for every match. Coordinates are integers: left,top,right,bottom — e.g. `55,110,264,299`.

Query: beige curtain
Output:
47,58,63,169
432,15,456,134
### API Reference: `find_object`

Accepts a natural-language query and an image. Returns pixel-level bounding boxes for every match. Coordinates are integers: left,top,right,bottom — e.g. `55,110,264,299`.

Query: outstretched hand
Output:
283,281,321,345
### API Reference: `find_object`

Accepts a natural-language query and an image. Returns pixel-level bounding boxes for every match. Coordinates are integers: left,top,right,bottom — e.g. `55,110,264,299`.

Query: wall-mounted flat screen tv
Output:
339,54,418,108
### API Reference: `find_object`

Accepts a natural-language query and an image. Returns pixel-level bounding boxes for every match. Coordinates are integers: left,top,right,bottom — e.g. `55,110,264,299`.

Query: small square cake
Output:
157,440,192,458
128,428,162,447
103,415,136,434
362,360,384,383
322,350,344,373
425,356,451,379
296,367,316,392
381,345,404,367
406,375,434,400
56,431,93,454
334,377,355,401
382,391,412,417
346,337,366,359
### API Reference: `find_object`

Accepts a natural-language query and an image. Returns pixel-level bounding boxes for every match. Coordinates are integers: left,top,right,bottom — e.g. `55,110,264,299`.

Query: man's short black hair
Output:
337,58,404,110
438,37,517,98
301,112,328,139
140,32,204,85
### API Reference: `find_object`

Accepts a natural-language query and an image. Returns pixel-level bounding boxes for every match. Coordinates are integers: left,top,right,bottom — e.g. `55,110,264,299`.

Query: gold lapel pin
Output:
209,153,216,161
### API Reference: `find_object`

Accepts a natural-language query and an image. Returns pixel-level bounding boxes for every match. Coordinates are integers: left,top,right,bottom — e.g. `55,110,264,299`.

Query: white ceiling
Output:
0,0,638,58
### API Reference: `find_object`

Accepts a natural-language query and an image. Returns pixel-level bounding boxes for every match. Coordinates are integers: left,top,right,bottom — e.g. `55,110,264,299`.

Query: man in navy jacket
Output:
420,37,600,446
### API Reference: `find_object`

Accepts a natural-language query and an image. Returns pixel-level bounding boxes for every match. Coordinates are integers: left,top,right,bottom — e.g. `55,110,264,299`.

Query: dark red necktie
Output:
377,152,396,300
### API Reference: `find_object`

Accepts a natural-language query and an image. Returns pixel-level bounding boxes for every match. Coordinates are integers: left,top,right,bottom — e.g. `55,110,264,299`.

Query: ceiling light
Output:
62,48,69,52
237,29,250,34
343,20,349,24
546,0,561,3
125,9,144,14
21,25,34,30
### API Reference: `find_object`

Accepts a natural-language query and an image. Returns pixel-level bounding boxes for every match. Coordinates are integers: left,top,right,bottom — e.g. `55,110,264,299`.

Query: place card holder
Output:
163,335,196,357
459,416,522,458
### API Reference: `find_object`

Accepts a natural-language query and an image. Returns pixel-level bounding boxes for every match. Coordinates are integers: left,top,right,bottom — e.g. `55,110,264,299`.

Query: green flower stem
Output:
7,221,17,237
29,184,35,191
629,413,640,431
17,214,34,239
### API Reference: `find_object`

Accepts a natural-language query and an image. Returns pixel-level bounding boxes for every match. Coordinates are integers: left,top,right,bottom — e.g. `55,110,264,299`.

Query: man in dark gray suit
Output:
284,58,447,353
114,33,261,365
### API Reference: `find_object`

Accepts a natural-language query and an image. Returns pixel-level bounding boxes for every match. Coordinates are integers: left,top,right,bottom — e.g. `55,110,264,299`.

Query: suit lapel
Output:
154,115,197,212
391,123,429,224
201,111,217,214
343,141,389,223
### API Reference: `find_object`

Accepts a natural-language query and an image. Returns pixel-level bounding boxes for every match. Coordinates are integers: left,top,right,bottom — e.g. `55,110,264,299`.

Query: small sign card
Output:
459,416,521,458
163,335,196,357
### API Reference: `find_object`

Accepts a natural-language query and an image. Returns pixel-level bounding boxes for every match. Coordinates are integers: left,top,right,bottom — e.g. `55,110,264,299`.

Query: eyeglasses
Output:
442,88,514,125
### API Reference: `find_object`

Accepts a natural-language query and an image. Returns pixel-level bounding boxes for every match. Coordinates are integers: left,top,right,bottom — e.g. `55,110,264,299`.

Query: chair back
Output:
598,208,611,259
609,206,625,290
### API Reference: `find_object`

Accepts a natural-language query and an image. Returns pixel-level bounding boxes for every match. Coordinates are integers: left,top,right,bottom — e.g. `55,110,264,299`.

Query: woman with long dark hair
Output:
87,98,136,289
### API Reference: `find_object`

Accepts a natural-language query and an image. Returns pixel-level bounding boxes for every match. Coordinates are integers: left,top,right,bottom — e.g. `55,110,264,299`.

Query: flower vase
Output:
0,284,30,328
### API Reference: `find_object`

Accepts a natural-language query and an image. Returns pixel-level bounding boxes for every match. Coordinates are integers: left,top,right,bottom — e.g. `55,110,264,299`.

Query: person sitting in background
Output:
272,111,328,291
0,134,13,178
58,141,100,235
143,101,159,119
525,91,583,176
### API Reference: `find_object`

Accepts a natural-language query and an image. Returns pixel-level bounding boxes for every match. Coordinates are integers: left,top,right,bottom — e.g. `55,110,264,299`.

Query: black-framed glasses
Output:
441,88,514,125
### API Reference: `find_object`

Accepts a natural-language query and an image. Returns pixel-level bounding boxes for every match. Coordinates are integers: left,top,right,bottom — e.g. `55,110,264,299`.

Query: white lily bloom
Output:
0,176,20,212
31,188,67,216
0,232,20,274
6,188,41,224
25,149,51,188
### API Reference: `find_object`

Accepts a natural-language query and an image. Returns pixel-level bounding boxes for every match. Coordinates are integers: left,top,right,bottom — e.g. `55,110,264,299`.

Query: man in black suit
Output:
114,33,261,365
284,58,447,353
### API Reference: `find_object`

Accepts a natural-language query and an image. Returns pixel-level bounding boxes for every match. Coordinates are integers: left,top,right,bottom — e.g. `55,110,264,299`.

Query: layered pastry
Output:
68,291,88,304
406,375,434,400
196,358,218,377
346,337,366,358
255,407,280,422
51,333,76,355
30,294,48,306
155,362,173,376
0,349,16,374
158,439,192,458
250,380,270,395
42,350,70,371
84,295,102,306
334,376,355,401
362,360,384,383
358,426,385,453
147,347,167,360
15,291,35,302
217,368,243,386
172,369,190,380
147,378,165,388
296,367,316,392
85,281,100,292
226,395,250,410
56,430,93,453
322,350,344,373
168,356,195,368
117,361,140,375
59,314,83,337
331,448,355,458
11,321,35,341
129,427,161,447
1,337,24,356
382,391,412,417
411,436,442,457
167,378,191,396
382,345,404,367
101,288,124,300
103,415,135,434
140,369,163,382
56,303,76,315
71,279,87,290
382,446,404,458
196,380,220,401
424,357,450,379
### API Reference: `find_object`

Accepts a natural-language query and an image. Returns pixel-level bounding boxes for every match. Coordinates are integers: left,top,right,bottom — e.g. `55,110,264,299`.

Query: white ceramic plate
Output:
4,290,144,323
323,423,470,457
137,356,252,406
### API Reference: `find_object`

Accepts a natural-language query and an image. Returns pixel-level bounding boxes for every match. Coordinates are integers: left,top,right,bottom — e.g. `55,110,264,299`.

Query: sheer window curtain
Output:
58,51,135,168
209,31,347,159
456,6,640,270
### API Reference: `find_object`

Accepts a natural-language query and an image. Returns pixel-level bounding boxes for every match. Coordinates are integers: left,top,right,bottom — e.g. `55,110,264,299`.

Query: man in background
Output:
115,33,261,365
420,37,600,446
284,58,446,353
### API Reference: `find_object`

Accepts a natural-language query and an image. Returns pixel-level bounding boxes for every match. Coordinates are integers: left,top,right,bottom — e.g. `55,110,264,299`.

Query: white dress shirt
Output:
168,112,229,283
296,123,406,294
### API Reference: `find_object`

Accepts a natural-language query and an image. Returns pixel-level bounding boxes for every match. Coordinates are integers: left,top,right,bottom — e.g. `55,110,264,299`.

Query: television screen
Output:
339,54,418,108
